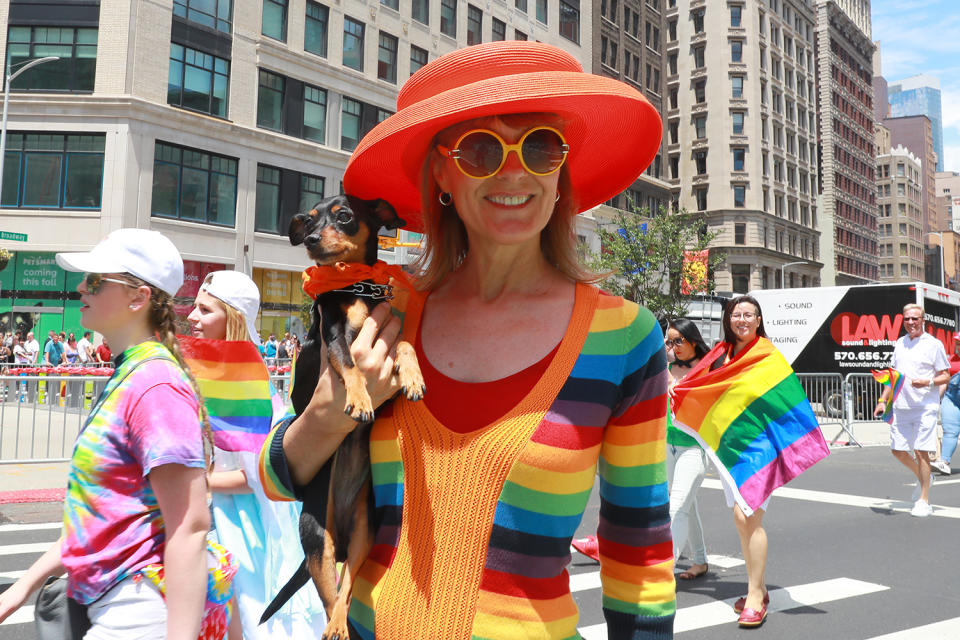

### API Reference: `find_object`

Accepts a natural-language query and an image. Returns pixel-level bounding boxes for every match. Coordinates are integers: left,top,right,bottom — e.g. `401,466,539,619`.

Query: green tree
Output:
586,206,724,321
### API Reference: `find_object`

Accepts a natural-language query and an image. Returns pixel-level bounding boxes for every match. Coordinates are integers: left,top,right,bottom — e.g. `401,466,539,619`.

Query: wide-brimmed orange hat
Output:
343,41,662,233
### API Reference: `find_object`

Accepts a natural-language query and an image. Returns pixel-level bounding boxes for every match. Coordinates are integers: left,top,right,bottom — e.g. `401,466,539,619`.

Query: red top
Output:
949,353,960,376
417,332,559,433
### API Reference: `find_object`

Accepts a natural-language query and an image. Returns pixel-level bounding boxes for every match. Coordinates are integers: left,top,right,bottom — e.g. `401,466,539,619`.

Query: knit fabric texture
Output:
260,284,675,638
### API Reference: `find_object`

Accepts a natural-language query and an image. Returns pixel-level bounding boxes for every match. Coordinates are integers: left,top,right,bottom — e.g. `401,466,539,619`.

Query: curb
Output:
0,488,66,504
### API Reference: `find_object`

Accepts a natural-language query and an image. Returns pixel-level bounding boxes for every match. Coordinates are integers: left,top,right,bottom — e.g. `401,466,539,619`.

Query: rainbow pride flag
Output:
179,335,274,453
871,368,905,425
672,337,829,515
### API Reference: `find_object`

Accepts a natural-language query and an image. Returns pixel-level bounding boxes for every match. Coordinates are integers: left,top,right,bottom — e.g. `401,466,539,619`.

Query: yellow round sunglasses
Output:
437,126,569,179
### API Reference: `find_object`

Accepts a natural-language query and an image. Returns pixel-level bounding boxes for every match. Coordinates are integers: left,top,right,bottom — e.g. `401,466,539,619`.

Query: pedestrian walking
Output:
935,335,960,476
258,40,674,638
873,303,950,516
0,229,235,639
186,270,327,639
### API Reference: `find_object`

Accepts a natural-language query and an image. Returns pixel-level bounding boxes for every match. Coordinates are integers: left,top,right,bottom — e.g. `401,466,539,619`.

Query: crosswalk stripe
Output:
578,577,889,638
705,554,745,569
701,478,960,518
0,605,33,626
0,570,26,580
865,616,960,639
0,522,61,533
0,542,54,556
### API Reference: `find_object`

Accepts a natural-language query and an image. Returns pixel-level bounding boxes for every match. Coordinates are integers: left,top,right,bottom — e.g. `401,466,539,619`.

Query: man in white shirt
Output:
77,331,94,364
23,332,40,364
875,303,950,517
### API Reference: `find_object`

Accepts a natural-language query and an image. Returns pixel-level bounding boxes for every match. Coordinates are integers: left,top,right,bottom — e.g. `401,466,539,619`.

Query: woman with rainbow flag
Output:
0,229,235,640
671,295,830,628
259,40,675,639
183,270,327,639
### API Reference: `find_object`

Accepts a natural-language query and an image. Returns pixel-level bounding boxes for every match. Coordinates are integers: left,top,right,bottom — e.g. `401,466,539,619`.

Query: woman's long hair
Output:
721,295,768,346
667,318,709,359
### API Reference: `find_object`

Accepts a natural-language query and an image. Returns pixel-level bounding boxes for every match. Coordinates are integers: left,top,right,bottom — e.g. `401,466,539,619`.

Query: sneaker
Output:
910,499,933,517
911,474,934,501
931,459,952,476
571,535,600,562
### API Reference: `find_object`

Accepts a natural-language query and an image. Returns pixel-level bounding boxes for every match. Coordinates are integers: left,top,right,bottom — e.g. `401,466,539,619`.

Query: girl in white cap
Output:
0,229,234,639
186,271,327,639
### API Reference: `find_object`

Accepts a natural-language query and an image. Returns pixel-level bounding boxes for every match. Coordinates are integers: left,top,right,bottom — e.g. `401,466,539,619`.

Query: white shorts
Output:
84,576,166,640
891,408,939,452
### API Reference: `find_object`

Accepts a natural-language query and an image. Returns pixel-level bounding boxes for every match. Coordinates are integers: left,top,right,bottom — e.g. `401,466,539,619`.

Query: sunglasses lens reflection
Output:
521,128,567,174
458,131,504,177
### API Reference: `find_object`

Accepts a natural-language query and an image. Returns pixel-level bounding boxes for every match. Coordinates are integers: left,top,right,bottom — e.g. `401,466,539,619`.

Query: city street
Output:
0,445,958,638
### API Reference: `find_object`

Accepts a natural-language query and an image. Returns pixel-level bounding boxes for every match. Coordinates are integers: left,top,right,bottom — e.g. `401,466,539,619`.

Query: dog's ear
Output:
288,212,314,246
370,199,406,231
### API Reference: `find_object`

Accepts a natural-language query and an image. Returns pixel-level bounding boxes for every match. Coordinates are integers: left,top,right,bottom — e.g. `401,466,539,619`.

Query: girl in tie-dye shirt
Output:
0,229,232,640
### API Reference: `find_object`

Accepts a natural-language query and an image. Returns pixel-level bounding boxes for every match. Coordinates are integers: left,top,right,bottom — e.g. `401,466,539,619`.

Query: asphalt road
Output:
1,445,958,639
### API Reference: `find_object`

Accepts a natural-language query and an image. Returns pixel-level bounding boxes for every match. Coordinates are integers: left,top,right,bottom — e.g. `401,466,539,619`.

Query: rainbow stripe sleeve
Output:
258,418,298,502
594,298,675,635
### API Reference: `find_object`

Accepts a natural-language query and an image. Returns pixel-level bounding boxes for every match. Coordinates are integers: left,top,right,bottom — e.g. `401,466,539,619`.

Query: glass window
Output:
732,75,743,98
734,185,745,207
733,148,745,171
692,8,705,33
559,0,580,42
412,0,429,24
343,17,365,71
467,5,483,45
380,0,399,10
695,115,706,138
515,29,527,40
516,0,528,12
341,97,362,151
300,174,326,211
441,0,457,37
696,187,707,211
262,0,287,41
695,150,707,174
7,26,98,92
255,165,282,233
693,45,705,68
303,84,327,143
732,264,750,292
1,133,105,209
378,31,398,83
492,17,506,41
167,43,229,118
410,45,428,75
694,80,705,103
256,69,284,131
735,222,746,243
152,141,237,226
729,4,743,28
173,0,233,33
536,0,548,23
305,1,329,57
731,40,742,62
733,112,744,134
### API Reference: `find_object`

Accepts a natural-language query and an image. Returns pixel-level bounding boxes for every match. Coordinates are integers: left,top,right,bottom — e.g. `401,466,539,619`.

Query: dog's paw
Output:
344,388,375,423
398,366,426,402
321,603,351,640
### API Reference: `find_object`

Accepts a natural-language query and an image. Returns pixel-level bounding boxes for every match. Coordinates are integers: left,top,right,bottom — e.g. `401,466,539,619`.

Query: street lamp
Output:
781,260,809,288
0,56,59,204
927,231,945,288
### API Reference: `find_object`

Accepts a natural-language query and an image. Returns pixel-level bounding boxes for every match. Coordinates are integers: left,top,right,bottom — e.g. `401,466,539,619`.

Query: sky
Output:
872,0,960,173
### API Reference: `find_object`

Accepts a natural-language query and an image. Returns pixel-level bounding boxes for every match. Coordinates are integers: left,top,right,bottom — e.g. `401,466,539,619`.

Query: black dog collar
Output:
331,282,394,301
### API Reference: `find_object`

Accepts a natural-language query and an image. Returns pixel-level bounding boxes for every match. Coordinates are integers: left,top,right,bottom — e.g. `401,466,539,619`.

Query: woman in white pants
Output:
666,318,711,580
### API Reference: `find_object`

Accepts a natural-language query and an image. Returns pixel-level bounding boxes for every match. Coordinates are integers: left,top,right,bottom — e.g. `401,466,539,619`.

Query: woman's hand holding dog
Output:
284,303,404,486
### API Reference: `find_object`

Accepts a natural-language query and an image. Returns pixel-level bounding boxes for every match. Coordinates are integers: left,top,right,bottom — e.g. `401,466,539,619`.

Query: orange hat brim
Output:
344,70,663,233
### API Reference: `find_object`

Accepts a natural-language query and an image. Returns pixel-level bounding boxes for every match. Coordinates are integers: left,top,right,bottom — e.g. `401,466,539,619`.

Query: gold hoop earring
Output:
438,192,453,206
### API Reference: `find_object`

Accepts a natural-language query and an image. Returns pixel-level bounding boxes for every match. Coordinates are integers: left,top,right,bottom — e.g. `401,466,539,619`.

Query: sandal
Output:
677,564,708,580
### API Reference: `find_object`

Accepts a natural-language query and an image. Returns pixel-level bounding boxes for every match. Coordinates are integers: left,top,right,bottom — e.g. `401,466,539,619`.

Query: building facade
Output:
666,0,821,294
815,0,877,286
883,115,938,235
889,74,944,173
936,171,960,232
590,0,672,216
876,144,924,282
0,0,589,338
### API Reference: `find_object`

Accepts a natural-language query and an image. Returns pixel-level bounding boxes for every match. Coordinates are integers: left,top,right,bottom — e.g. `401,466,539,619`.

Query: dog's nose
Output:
304,234,320,247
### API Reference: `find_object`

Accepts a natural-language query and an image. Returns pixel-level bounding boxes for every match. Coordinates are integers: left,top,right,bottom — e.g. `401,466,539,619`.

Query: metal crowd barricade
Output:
843,372,888,446
796,373,858,447
0,371,293,464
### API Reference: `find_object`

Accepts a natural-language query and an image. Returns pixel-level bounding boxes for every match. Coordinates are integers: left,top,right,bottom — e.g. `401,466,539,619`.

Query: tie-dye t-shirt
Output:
61,341,205,605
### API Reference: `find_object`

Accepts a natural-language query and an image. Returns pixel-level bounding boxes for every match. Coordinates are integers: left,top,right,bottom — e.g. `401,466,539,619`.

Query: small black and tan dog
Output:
260,194,424,640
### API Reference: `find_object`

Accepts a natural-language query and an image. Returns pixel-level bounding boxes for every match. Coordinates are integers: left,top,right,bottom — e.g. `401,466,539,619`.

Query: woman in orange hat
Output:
260,41,674,639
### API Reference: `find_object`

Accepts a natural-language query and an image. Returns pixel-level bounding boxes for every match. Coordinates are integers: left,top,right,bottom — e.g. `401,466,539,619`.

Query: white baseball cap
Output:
56,229,184,297
200,270,261,345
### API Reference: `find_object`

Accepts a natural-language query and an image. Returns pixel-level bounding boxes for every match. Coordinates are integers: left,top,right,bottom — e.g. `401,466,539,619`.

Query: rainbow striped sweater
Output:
259,284,675,638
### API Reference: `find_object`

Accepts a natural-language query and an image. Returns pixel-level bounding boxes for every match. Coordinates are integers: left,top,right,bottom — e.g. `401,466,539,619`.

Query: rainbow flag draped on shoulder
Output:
870,368,904,425
179,335,275,453
672,336,829,515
